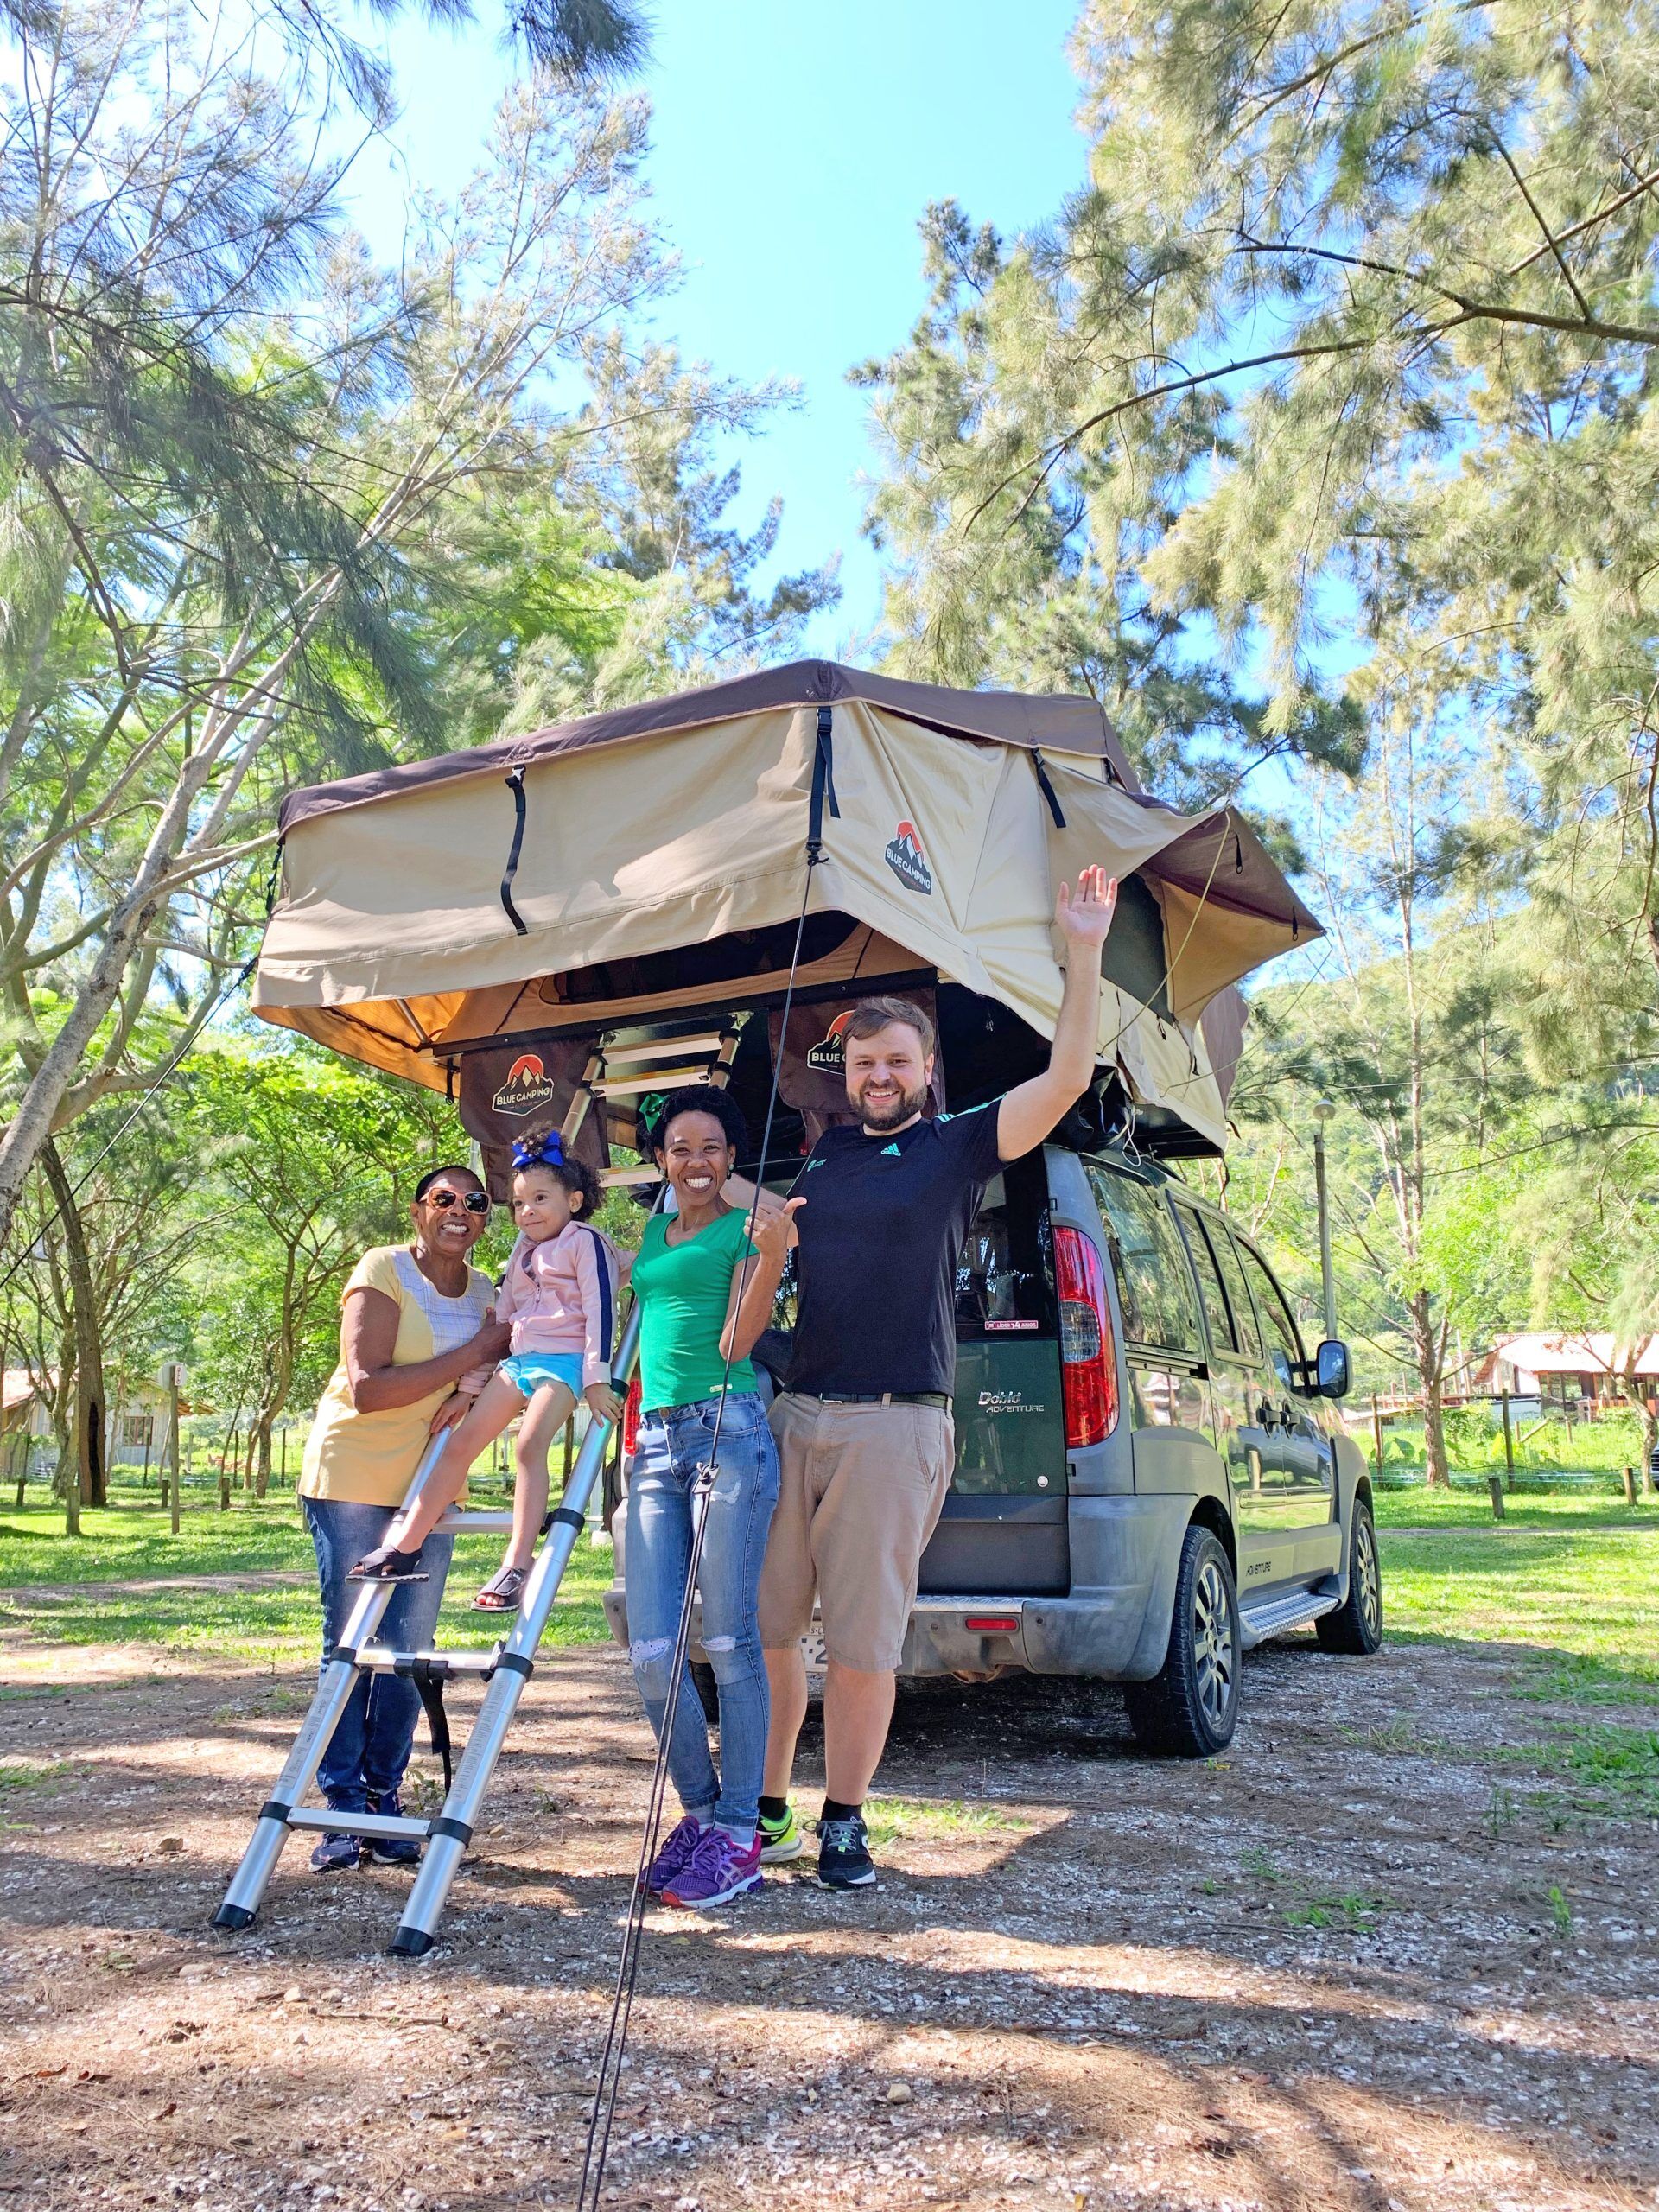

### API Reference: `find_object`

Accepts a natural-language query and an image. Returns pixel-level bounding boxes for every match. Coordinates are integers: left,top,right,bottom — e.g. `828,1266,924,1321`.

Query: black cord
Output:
575,848,819,2212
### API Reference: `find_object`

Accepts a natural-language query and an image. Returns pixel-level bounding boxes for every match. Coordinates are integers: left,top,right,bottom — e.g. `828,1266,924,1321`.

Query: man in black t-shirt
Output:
755,866,1119,1889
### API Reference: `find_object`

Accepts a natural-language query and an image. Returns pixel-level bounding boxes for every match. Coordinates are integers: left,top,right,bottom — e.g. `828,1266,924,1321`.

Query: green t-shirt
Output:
632,1207,760,1412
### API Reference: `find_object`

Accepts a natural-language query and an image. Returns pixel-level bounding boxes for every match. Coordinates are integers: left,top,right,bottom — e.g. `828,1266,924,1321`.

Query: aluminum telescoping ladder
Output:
213,1022,737,1955
213,1303,639,1955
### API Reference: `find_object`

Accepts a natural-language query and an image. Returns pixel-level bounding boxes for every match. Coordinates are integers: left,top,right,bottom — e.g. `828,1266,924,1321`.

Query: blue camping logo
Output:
885,818,932,894
492,1052,556,1117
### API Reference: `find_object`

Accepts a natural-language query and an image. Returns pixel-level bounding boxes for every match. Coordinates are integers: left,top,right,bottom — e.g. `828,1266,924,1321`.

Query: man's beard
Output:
855,1078,930,1132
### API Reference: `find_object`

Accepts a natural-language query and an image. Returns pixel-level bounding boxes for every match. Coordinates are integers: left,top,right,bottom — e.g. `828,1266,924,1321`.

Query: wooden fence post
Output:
1487,1471,1506,1521
1622,1465,1637,1507
1371,1394,1384,1478
167,1370,181,1535
1501,1388,1516,1491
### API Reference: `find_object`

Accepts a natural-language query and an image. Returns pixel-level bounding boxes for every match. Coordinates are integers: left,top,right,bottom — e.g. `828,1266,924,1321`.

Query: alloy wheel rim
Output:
1356,1516,1381,1638
1192,1556,1236,1730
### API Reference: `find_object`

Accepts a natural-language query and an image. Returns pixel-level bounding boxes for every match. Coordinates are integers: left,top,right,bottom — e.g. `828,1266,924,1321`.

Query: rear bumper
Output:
601,1492,1186,1683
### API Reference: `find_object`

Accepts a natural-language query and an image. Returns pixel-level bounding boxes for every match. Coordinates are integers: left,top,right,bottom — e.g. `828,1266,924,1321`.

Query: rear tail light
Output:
1054,1224,1119,1449
965,1614,1020,1633
621,1375,642,1456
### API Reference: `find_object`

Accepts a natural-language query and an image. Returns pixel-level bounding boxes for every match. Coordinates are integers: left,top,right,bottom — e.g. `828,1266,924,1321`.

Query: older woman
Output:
298,1164,510,1872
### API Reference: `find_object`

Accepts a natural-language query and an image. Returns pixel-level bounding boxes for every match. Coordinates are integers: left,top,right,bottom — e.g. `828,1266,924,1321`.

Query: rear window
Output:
955,1155,1054,1338
1085,1164,1201,1357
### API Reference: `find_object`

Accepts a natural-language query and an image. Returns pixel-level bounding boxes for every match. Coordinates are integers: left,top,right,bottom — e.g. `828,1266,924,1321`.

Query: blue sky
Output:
340,0,1088,654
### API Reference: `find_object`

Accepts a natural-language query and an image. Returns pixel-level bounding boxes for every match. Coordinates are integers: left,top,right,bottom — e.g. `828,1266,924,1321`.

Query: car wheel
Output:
690,1659,721,1725
1315,1497,1383,1654
1124,1524,1241,1757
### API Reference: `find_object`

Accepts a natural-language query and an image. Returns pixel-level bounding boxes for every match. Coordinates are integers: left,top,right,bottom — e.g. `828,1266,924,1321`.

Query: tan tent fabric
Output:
255,672,1321,1146
276,658,1135,832
1036,751,1316,1020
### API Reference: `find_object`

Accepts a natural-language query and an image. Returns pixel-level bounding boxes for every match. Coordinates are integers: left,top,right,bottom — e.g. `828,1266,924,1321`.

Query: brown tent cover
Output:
255,659,1320,1147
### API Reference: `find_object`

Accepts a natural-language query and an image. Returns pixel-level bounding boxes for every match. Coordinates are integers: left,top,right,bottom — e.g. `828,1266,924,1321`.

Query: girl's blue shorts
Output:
499,1351,585,1401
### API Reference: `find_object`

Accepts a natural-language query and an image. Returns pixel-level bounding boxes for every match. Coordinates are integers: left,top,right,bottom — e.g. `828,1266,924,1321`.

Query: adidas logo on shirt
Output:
880,1142,902,1156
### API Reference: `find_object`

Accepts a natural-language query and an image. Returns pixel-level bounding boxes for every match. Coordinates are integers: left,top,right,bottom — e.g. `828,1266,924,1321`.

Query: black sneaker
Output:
309,1828,364,1872
816,1813,876,1890
365,1786,423,1866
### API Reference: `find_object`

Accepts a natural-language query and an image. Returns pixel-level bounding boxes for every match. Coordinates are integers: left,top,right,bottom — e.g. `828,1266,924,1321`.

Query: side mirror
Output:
1315,1338,1351,1399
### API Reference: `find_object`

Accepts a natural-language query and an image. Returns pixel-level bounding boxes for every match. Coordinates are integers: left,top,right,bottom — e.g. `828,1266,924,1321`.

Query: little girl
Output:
348,1132,626,1610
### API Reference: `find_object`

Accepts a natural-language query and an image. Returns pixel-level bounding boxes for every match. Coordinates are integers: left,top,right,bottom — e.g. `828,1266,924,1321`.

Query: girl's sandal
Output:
346,1544,428,1582
473,1565,529,1612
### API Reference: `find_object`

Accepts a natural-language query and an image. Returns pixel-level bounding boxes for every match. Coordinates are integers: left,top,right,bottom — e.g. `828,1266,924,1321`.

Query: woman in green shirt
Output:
626,1084,794,1910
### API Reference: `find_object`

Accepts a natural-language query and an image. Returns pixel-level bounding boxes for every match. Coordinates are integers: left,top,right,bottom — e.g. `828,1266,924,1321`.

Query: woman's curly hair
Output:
639,1083,748,1161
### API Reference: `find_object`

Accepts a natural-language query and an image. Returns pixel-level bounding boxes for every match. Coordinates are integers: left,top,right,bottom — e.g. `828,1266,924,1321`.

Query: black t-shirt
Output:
785,1099,1007,1398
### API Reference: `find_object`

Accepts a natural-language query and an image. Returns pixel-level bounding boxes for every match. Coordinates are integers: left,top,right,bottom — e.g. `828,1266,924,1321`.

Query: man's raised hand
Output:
1056,865,1119,956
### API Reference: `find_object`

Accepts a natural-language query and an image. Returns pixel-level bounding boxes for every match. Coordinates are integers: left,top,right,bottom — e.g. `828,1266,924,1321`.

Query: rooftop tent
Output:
252,659,1321,1153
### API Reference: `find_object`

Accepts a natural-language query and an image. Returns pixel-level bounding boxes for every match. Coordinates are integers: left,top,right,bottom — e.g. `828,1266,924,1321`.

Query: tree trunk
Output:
254,1416,273,1500
47,1335,80,1535
40,1142,106,1509
1408,1289,1450,1486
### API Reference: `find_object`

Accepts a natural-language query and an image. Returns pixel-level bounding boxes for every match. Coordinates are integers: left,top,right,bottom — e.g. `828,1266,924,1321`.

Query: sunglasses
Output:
423,1188,490,1215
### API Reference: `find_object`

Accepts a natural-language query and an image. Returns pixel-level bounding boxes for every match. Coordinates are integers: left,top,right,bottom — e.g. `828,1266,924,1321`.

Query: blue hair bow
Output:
512,1130,566,1172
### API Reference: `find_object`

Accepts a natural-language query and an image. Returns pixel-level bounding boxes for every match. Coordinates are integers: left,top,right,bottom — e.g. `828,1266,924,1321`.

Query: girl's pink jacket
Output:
493,1222,629,1389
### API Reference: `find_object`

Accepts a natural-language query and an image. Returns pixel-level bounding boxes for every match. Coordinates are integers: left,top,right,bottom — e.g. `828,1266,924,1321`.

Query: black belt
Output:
809,1390,951,1410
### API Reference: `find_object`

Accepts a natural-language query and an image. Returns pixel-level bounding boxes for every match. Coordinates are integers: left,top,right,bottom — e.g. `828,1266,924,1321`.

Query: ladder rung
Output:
286,1808,429,1840
435,1510,515,1530
354,1645,503,1674
592,1067,714,1096
598,1165,663,1187
600,1033,727,1065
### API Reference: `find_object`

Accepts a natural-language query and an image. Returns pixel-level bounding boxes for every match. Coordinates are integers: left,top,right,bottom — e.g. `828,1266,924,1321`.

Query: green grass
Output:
0,1756,73,1789
1370,1482,1649,1529
862,1796,1032,1846
1372,1484,1658,1704
1376,1410,1650,1480
0,1490,613,1661
1283,1891,1394,1933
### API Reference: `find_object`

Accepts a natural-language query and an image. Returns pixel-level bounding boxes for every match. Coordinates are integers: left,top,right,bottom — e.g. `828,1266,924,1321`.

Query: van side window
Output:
1171,1201,1236,1357
1208,1218,1263,1359
1085,1165,1201,1356
1235,1239,1304,1371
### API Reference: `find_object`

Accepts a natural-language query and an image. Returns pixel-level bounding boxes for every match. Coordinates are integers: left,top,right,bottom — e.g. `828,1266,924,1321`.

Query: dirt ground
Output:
2,1609,1656,2212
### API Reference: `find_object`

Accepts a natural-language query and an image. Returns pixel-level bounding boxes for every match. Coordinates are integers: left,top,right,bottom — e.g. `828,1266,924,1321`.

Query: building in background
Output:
1480,1334,1659,1418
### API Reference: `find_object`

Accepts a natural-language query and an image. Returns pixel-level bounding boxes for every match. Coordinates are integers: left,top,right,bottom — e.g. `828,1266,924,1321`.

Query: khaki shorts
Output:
757,1393,955,1673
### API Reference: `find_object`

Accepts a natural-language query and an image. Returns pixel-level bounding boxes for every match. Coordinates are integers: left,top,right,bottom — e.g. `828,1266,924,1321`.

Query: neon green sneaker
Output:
758,1803,805,1864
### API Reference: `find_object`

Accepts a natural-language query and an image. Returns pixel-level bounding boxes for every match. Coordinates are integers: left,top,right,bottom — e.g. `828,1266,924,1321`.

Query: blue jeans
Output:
625,1394,779,1831
303,1497,454,1810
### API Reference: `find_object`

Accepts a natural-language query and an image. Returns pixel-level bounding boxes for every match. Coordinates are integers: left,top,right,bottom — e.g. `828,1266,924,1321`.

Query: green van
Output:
603,1128,1380,1758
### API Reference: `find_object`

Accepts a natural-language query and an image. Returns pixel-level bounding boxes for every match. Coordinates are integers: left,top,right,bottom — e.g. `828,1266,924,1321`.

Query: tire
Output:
690,1659,721,1725
1123,1524,1241,1757
1316,1497,1383,1654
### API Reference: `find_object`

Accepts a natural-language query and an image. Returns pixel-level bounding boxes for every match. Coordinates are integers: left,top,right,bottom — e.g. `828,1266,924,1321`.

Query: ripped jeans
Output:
625,1393,779,1831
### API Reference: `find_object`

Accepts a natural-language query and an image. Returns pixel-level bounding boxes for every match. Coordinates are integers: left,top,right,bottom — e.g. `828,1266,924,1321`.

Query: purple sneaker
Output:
662,1827,764,1910
645,1815,704,1896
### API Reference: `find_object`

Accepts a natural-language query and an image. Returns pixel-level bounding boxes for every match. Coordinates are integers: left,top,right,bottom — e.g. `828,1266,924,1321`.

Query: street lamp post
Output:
1313,1098,1337,1342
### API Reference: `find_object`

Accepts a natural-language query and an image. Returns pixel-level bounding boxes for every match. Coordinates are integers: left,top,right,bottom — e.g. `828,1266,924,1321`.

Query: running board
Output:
1238,1586,1340,1649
